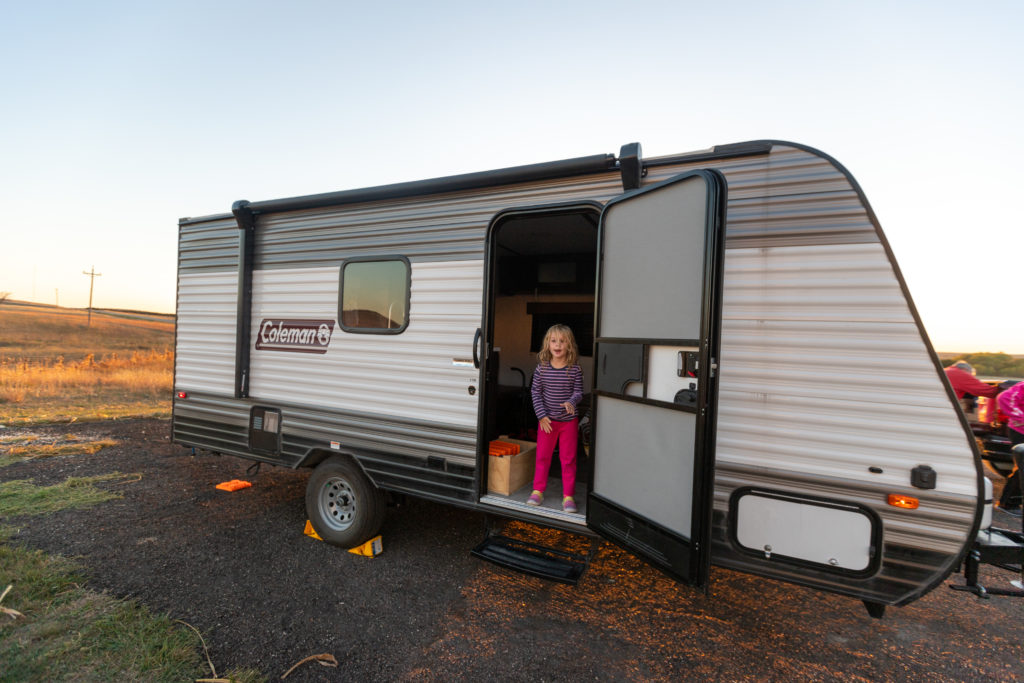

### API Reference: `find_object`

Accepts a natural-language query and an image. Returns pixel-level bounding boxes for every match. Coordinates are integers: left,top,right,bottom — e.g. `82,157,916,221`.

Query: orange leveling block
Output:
215,479,252,492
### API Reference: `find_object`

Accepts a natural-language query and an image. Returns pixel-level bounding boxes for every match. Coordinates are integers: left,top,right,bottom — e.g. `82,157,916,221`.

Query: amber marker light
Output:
176,391,188,399
888,494,919,509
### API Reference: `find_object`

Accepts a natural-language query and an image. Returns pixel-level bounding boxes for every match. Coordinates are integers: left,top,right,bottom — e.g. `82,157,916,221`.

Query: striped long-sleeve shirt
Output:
531,363,584,422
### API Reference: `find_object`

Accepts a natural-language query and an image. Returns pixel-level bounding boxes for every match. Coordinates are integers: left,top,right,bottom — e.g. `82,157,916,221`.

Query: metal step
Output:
471,534,589,585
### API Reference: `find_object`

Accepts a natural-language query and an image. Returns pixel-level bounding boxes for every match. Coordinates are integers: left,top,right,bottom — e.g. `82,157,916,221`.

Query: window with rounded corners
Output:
338,257,410,334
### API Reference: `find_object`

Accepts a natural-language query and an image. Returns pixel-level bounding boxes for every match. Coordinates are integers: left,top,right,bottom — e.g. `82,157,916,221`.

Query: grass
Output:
0,538,264,683
0,528,218,682
0,351,174,425
0,304,264,681
0,434,120,468
0,480,264,682
0,474,202,681
0,303,174,425
0,303,174,359
0,474,135,517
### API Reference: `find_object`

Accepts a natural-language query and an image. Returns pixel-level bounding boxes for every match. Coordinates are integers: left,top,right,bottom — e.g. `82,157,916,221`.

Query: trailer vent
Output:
249,406,282,455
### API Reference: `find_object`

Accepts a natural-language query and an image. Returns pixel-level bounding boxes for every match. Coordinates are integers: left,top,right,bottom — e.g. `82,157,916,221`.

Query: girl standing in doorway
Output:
528,324,584,513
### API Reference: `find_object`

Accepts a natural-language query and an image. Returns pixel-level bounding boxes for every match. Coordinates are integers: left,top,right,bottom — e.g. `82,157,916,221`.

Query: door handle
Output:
473,328,482,368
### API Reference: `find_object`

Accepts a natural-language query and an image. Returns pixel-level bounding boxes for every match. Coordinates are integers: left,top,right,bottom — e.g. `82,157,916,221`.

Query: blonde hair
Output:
538,324,579,366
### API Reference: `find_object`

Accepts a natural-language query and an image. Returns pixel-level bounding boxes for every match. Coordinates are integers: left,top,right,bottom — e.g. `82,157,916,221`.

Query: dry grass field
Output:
0,302,174,424
0,304,262,680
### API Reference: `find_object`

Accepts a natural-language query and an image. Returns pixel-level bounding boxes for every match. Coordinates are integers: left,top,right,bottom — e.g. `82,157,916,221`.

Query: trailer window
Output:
339,258,410,333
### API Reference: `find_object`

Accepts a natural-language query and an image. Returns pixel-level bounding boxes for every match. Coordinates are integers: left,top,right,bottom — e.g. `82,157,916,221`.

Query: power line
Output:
82,266,102,327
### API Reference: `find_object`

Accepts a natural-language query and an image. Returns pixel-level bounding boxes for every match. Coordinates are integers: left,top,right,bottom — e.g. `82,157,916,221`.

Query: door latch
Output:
677,351,699,377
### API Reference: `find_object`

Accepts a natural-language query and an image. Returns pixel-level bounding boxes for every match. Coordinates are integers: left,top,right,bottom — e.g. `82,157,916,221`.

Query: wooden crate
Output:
487,437,537,496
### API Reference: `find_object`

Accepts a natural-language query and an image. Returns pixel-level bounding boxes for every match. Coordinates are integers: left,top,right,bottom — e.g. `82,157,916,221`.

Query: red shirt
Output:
944,366,999,399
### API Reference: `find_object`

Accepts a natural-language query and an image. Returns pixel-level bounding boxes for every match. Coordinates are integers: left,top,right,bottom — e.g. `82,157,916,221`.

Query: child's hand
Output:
539,417,553,433
561,402,575,416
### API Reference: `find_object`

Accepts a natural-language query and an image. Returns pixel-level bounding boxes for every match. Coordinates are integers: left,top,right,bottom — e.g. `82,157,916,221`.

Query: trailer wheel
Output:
305,456,384,548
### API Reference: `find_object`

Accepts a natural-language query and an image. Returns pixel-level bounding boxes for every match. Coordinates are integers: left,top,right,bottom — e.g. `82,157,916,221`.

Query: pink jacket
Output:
997,382,1024,435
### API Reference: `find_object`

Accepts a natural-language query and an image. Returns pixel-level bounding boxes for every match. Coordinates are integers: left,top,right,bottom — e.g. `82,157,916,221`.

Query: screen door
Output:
587,169,726,587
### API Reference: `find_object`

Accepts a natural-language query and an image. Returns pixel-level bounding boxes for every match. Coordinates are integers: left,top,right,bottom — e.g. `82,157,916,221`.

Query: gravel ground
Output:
2,418,1022,681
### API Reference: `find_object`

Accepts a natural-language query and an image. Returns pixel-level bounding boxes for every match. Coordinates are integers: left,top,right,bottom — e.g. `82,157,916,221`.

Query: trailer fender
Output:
295,447,378,487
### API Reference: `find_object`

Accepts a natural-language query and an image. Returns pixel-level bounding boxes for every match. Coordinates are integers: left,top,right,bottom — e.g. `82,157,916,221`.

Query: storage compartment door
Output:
587,170,726,588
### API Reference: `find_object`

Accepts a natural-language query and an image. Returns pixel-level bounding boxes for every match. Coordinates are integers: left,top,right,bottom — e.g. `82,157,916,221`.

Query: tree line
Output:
942,352,1024,379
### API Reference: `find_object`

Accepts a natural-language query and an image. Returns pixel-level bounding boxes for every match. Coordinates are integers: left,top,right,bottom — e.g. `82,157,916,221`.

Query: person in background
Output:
944,361,999,419
996,381,1024,514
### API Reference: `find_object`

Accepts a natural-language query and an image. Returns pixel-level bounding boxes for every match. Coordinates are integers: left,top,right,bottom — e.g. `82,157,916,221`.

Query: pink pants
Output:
533,418,578,497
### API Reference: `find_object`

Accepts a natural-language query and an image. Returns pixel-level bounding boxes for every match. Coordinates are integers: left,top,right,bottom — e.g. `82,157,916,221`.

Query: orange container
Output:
488,440,520,456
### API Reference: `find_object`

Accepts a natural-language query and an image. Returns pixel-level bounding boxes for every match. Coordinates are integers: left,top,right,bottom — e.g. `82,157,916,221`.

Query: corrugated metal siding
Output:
253,173,625,268
175,215,240,395
649,146,880,247
716,244,976,500
247,261,484,455
172,393,477,501
705,237,976,601
175,270,237,395
178,216,238,272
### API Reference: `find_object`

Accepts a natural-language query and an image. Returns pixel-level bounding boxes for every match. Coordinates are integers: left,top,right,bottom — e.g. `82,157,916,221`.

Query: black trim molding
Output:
232,200,256,398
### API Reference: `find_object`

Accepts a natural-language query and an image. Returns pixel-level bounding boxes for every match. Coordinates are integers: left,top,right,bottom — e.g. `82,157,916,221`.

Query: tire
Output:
305,456,384,548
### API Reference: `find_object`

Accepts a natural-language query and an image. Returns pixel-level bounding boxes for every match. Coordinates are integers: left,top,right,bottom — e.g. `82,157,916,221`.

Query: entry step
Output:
471,534,589,585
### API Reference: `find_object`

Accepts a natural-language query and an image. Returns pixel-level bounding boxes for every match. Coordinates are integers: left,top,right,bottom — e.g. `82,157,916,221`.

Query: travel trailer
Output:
173,140,992,615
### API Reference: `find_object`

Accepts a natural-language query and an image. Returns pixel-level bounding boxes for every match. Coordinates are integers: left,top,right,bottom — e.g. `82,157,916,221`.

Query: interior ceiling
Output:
496,213,598,257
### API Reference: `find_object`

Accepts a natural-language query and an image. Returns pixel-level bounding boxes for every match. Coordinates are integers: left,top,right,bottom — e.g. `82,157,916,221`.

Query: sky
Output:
1,1,1021,353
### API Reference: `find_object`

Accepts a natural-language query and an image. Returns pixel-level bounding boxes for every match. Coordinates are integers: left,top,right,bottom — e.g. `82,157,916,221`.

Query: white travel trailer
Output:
173,140,988,616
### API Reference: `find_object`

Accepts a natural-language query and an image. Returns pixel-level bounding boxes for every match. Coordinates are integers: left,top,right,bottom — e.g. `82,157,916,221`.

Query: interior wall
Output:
493,293,595,393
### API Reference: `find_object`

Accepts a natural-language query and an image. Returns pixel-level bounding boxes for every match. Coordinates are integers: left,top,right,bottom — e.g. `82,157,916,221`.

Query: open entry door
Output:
587,169,726,588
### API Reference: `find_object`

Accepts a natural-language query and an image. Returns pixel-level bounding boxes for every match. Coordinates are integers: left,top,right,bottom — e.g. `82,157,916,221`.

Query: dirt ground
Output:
2,418,1022,681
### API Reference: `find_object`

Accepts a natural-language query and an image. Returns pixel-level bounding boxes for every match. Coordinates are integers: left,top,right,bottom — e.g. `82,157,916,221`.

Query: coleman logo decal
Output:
255,319,335,354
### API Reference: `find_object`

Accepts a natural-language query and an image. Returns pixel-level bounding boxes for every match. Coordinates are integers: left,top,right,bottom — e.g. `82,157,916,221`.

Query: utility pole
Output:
82,266,102,326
